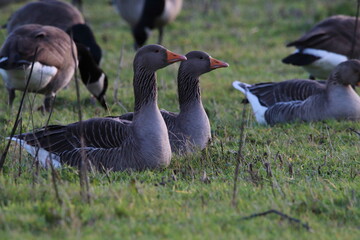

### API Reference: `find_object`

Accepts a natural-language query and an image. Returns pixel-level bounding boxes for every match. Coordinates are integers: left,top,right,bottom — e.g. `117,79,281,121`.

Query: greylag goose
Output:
232,79,326,107
282,15,360,79
9,45,187,171
0,24,78,111
6,0,108,109
233,59,360,125
119,51,229,153
112,0,183,49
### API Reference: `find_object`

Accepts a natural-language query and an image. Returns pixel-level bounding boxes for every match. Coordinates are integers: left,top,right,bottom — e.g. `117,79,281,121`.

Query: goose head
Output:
329,59,360,86
134,44,187,71
179,51,229,78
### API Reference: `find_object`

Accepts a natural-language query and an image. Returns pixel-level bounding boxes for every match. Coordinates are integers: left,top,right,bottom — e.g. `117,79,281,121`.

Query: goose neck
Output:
178,72,201,111
134,66,157,112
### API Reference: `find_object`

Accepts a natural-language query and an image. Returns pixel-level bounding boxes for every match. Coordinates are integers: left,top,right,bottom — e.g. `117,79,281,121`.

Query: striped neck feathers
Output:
133,65,158,112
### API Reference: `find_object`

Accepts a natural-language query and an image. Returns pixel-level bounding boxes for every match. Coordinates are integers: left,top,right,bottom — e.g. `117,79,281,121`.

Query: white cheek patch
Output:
86,72,105,97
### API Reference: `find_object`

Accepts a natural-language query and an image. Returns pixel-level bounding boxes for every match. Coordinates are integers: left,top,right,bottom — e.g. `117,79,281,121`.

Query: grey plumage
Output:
233,59,360,125
233,79,326,107
113,0,183,49
10,45,187,171
118,51,229,153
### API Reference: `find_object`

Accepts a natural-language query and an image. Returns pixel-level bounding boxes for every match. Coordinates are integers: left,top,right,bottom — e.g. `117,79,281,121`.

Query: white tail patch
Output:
7,137,61,168
246,90,268,124
232,81,268,124
0,57,8,63
232,81,250,94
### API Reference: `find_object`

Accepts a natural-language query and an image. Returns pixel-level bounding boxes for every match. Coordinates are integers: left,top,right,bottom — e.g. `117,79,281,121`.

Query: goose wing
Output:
264,94,327,125
233,79,326,107
13,117,132,154
247,79,326,106
115,109,178,125
286,15,359,55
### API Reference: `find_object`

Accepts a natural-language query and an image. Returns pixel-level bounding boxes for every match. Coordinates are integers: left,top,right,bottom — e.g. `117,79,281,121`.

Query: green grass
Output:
0,0,359,239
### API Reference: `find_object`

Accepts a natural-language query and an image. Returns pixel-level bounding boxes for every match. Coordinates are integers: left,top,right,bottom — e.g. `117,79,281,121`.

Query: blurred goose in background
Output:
5,0,108,109
113,0,183,49
119,51,229,154
72,0,82,10
233,59,360,125
9,45,187,171
282,15,360,80
0,24,78,111
0,0,26,8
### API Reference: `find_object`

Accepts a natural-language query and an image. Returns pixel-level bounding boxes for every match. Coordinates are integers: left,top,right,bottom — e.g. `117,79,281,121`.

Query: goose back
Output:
6,0,85,32
282,15,360,79
286,15,360,56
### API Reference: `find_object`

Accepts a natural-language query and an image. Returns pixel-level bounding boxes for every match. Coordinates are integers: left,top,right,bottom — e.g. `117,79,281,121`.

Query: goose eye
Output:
199,56,204,60
155,49,160,53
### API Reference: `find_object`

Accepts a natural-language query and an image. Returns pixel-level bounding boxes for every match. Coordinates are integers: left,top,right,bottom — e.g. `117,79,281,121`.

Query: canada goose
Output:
282,15,360,80
119,51,229,153
6,0,108,109
233,59,360,125
9,45,187,171
113,0,183,49
0,24,78,111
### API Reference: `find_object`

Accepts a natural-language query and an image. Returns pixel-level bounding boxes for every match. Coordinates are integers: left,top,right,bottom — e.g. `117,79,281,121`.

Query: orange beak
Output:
210,57,229,69
166,50,187,63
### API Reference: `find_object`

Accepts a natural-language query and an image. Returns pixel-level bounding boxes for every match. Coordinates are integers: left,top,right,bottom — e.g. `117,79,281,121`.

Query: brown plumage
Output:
0,24,78,111
6,0,108,109
282,15,359,79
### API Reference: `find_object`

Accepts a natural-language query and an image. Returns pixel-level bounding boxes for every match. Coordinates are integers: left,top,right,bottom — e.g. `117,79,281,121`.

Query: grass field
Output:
0,0,359,239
